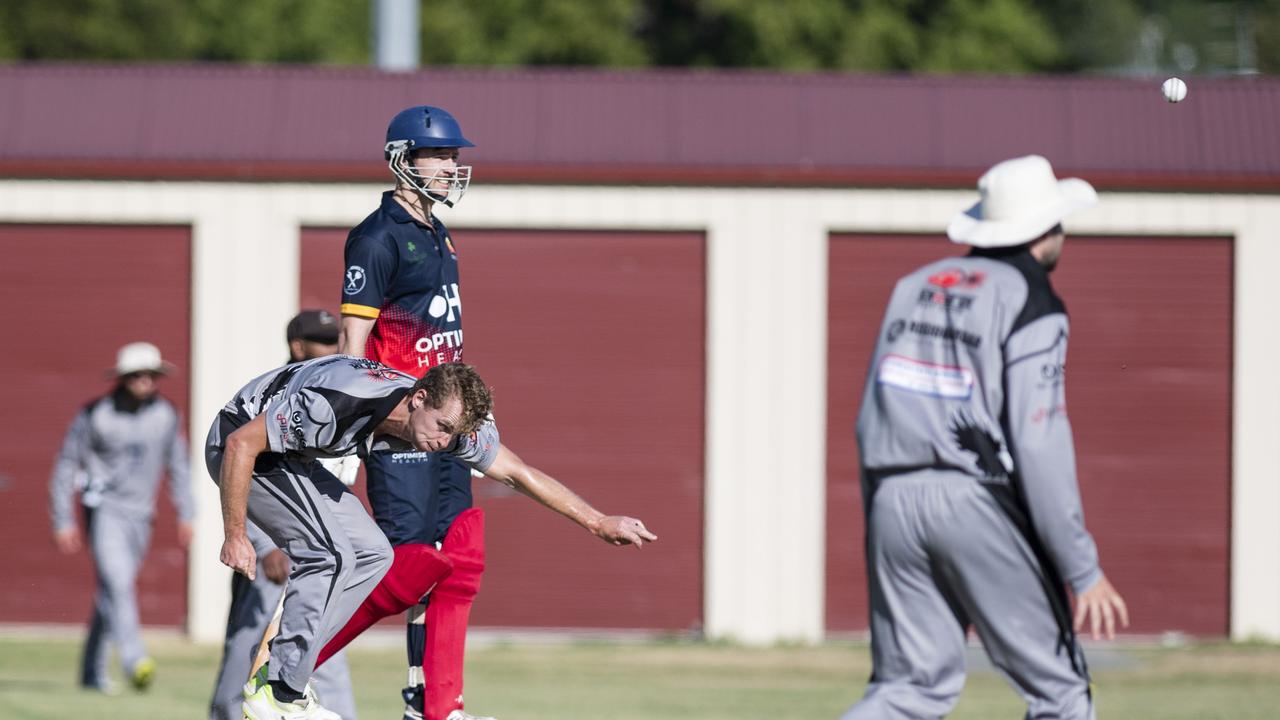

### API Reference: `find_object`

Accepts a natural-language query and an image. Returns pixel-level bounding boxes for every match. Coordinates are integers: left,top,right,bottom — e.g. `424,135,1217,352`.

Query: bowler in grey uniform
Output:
208,310,358,720
207,359,655,720
843,156,1129,720
49,341,194,693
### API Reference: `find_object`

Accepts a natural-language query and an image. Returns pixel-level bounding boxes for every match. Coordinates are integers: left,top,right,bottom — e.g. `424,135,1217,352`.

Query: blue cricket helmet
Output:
384,105,474,159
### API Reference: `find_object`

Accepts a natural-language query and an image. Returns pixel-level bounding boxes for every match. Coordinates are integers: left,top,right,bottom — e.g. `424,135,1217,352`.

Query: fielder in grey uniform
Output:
208,310,357,720
49,341,194,693
207,358,655,720
843,156,1129,720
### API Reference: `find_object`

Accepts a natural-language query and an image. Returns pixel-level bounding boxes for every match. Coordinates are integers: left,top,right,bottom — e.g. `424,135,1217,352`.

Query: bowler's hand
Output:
220,533,257,580
1074,574,1129,640
262,549,290,584
54,527,82,554
594,516,657,547
176,521,194,550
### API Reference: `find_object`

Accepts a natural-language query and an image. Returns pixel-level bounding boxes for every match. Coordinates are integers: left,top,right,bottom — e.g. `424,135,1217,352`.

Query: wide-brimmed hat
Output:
110,341,175,377
947,155,1097,248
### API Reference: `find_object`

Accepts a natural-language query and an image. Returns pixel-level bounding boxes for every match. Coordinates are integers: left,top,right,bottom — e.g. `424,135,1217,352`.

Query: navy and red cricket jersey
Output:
340,191,463,374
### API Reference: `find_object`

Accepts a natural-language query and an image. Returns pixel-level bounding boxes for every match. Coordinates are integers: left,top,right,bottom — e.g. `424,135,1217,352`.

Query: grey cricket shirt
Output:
49,391,193,531
209,355,498,473
855,248,1101,594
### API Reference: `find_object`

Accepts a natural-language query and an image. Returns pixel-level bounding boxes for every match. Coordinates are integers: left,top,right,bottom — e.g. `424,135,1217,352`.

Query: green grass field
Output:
2,633,1279,719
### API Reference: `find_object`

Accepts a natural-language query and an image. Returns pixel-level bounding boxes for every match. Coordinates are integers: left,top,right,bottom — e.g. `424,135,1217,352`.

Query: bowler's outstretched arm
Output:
482,444,657,547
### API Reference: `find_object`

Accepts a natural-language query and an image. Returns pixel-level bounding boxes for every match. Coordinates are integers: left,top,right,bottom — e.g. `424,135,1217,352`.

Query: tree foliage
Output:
0,0,1274,74
0,0,366,63
422,0,648,67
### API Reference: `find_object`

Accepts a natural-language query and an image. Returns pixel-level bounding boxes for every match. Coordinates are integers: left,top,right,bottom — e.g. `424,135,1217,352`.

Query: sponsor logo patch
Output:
390,451,432,462
1041,362,1066,381
1031,404,1068,424
877,354,975,399
886,319,982,348
428,282,462,321
927,268,985,289
917,288,975,312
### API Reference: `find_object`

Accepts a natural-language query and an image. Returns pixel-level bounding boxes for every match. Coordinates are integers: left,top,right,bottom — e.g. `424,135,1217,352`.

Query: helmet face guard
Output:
386,141,472,207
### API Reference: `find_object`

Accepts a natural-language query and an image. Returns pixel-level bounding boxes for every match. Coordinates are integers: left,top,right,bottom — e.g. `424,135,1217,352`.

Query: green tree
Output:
0,0,367,63
0,0,1272,74
190,0,367,64
422,0,649,67
0,0,201,60
838,0,924,71
917,0,1061,72
1256,0,1280,73
641,0,1060,73
1041,0,1146,72
643,0,858,70
1041,0,1280,75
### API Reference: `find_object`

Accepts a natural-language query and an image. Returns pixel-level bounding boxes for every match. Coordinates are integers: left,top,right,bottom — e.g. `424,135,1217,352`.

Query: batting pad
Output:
424,507,486,719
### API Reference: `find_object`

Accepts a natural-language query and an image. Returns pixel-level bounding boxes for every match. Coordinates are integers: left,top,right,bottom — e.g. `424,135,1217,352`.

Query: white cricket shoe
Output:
303,683,343,719
445,710,497,720
242,679,342,720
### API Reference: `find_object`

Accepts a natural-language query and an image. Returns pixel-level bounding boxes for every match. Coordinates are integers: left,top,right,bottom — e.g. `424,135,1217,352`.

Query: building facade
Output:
1,65,1277,643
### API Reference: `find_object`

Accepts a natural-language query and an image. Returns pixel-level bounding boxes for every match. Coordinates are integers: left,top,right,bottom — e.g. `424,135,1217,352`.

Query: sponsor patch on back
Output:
877,354,974,400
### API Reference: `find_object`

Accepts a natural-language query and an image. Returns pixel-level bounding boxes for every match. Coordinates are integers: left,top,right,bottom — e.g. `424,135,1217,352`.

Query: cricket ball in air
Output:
1161,77,1187,103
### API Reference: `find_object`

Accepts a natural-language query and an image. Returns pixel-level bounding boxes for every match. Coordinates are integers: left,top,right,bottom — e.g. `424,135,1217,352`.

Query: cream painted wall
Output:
0,181,1275,643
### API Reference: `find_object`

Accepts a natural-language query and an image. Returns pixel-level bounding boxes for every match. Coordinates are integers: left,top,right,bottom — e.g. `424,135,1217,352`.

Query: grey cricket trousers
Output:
80,506,151,686
841,469,1093,720
206,445,392,693
208,542,358,720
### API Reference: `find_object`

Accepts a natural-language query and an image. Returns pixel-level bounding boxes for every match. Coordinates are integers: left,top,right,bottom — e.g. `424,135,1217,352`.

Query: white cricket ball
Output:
1161,77,1187,103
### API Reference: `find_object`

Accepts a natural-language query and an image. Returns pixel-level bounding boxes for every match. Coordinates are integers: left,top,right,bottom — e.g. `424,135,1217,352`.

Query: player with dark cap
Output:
334,105,487,720
286,310,340,363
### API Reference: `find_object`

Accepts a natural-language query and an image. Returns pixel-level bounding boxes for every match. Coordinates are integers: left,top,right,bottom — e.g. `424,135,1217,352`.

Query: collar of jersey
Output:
381,191,436,229
968,246,1045,278
110,386,158,414
356,384,414,452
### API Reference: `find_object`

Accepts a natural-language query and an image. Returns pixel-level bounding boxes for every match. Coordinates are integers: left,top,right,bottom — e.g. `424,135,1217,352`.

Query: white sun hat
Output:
110,341,175,377
946,155,1097,248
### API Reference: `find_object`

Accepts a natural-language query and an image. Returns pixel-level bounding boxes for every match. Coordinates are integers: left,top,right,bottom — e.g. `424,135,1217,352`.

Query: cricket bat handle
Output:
249,583,286,680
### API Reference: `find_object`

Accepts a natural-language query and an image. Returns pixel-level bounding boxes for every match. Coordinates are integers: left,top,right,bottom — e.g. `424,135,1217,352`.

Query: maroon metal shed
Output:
0,64,1271,635
1,64,1277,189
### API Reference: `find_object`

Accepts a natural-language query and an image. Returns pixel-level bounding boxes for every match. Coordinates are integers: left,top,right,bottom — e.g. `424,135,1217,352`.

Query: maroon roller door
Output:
0,224,192,626
301,227,705,631
826,233,1231,636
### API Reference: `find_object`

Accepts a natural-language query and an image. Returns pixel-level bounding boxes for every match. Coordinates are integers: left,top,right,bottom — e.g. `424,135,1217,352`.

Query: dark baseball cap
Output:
287,310,340,344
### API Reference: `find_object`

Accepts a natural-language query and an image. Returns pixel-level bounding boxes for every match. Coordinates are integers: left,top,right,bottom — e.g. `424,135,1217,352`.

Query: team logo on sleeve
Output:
344,266,367,295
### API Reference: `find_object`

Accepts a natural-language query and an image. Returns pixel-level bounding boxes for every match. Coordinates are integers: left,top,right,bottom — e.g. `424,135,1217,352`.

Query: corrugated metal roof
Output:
1,63,1277,189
